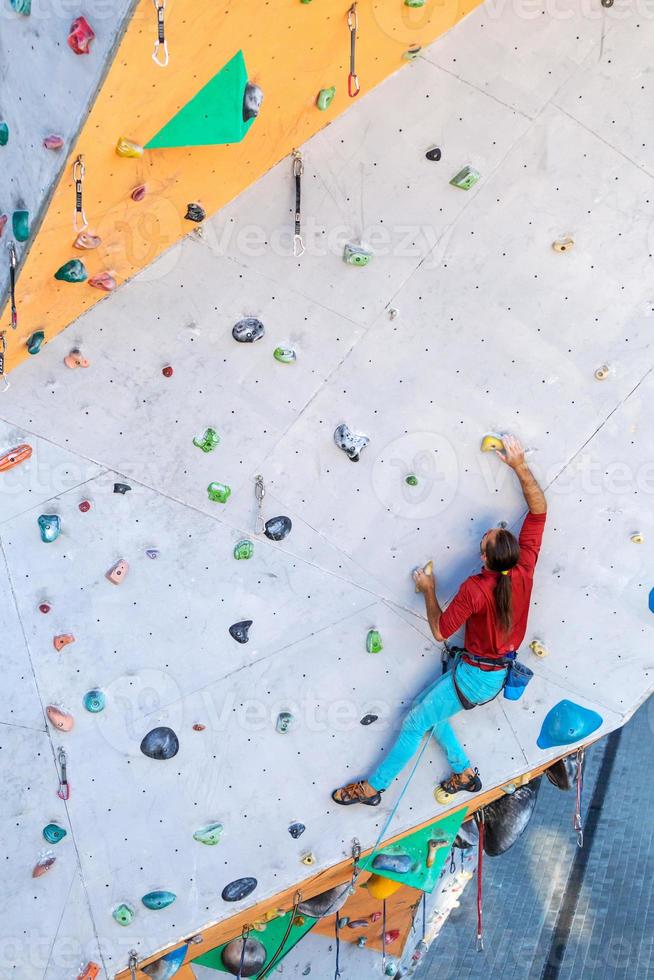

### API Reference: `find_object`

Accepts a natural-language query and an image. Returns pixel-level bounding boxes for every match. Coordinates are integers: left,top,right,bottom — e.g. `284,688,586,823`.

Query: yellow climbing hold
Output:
364,874,403,900
529,639,548,658
480,435,504,453
594,365,610,381
631,532,644,544
414,559,433,593
115,136,144,158
552,237,574,253
301,852,316,866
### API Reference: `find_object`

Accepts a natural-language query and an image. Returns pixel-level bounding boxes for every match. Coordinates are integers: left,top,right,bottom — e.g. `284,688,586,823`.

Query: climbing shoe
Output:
434,767,482,805
332,780,381,807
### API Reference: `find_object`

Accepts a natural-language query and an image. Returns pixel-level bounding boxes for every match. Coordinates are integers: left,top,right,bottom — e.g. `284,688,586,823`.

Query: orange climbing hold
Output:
53,633,75,652
32,856,56,878
106,559,129,584
46,705,74,732
64,349,90,369
68,16,95,55
77,964,100,980
0,444,32,472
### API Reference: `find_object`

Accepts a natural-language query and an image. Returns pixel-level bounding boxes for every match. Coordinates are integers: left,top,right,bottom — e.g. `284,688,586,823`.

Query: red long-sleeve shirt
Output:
438,512,547,669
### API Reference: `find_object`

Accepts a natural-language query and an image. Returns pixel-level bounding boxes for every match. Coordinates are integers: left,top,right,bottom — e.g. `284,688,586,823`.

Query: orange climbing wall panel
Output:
2,0,482,372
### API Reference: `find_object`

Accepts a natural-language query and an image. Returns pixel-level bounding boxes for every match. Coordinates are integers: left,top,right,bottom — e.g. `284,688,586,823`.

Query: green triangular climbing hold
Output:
146,51,256,149
194,909,316,975
359,809,464,893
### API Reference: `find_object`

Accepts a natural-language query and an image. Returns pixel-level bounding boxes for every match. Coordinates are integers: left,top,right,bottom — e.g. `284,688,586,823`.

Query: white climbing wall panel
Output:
0,1,135,299
1,2,653,977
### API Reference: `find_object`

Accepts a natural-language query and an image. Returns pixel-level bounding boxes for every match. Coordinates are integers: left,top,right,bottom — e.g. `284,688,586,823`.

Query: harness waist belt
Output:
462,652,514,670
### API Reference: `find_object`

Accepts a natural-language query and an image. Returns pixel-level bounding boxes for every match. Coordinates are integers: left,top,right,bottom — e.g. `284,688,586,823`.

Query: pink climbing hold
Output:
78,500,91,513
73,231,101,250
67,16,95,55
384,930,400,945
131,184,147,202
43,135,65,151
88,272,117,292
46,705,74,732
33,856,56,878
39,602,51,614
64,348,90,369
106,559,129,584
0,214,7,237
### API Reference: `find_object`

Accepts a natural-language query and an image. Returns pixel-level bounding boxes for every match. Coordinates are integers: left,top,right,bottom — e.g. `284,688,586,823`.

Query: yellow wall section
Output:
2,0,481,372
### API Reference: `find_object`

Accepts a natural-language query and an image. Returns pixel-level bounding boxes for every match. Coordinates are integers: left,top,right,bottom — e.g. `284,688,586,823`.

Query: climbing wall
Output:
1,1,653,979
0,0,482,374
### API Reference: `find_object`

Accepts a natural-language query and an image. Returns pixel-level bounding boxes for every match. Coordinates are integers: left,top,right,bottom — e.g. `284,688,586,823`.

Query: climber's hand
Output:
413,568,436,594
497,434,525,469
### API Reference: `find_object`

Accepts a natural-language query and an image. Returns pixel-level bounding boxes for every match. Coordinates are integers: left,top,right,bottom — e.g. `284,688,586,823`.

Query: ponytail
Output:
485,530,521,637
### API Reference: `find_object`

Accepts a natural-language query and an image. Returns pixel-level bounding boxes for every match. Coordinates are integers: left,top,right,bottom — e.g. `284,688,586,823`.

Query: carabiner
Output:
152,0,169,67
0,332,9,392
128,951,138,980
347,4,360,97
72,155,88,233
57,746,70,801
254,474,265,534
292,150,305,257
8,242,18,330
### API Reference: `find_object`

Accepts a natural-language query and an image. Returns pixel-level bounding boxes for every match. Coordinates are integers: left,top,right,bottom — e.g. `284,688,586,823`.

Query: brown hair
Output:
485,529,521,636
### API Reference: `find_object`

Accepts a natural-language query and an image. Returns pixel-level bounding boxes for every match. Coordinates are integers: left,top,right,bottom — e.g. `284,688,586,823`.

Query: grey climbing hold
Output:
276,711,293,733
140,726,179,760
483,778,542,856
229,620,252,644
114,483,131,494
232,317,265,343
372,852,412,874
243,82,264,122
545,757,577,791
360,714,378,726
289,822,306,839
221,877,258,902
264,516,292,541
221,937,267,977
334,423,369,462
146,549,160,559
185,203,205,222
425,147,442,162
298,883,352,919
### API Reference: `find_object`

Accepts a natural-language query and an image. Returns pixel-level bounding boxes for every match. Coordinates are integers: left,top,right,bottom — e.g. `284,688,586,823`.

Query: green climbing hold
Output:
402,45,422,60
273,346,296,363
207,482,231,504
54,259,87,283
405,474,418,486
234,539,254,560
42,823,67,844
193,427,220,453
27,330,45,355
366,629,383,654
12,210,29,242
146,51,256,149
343,244,372,266
142,890,176,911
10,0,31,14
450,166,481,190
404,0,426,5
316,87,336,111
83,689,105,713
0,122,8,146
113,903,135,926
193,822,224,845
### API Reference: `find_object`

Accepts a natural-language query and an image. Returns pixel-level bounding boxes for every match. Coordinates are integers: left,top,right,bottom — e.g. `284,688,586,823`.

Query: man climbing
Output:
332,435,547,808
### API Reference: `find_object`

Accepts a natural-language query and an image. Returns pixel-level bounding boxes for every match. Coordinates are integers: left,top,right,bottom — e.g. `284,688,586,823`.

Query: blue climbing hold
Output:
142,944,188,980
43,822,67,844
83,689,105,713
142,890,176,910
222,877,257,902
649,587,654,614
38,514,61,543
537,700,602,750
372,853,412,874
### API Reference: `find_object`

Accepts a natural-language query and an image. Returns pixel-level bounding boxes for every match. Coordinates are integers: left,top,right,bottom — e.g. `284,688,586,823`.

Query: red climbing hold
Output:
131,184,147,202
192,723,206,731
53,634,75,652
162,365,173,378
88,272,117,292
384,930,400,945
79,500,91,512
43,135,65,151
68,16,95,55
0,214,7,237
39,603,51,614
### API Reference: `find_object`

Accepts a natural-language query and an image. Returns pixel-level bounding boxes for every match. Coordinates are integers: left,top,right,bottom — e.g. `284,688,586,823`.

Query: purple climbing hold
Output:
264,516,292,541
360,714,378,726
229,620,252,644
114,483,131,494
243,82,264,122
289,822,306,839
185,203,205,223
140,726,179,760
232,317,265,343
221,876,258,902
372,852,412,874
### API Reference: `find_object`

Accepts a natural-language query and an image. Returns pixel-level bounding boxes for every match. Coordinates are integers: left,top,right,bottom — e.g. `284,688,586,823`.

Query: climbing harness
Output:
8,241,17,329
128,951,138,980
254,890,301,979
474,810,485,951
0,333,9,392
445,644,512,710
237,924,251,980
347,4,360,97
73,155,88,233
292,149,305,257
254,474,265,534
152,0,169,67
56,746,70,800
573,748,585,847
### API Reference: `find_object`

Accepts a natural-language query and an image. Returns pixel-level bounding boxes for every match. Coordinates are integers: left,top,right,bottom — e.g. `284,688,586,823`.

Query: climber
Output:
332,434,547,808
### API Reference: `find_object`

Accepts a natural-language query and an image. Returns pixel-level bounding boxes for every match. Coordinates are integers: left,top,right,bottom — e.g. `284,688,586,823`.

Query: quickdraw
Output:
128,950,138,980
254,474,265,534
152,0,168,67
0,332,8,391
347,4,360,97
474,809,485,951
8,241,17,329
73,155,88,233
254,890,301,979
573,747,585,847
334,915,342,980
56,746,70,800
292,149,305,257
236,924,251,980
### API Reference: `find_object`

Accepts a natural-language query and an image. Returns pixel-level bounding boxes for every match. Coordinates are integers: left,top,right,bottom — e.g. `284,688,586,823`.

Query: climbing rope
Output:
421,892,426,940
237,924,251,980
254,474,265,534
128,950,138,980
292,149,305,257
254,890,301,979
73,155,88,233
152,0,168,67
56,746,70,800
573,748,585,847
8,241,17,330
347,4,360,97
474,809,485,951
334,914,342,979
381,899,387,973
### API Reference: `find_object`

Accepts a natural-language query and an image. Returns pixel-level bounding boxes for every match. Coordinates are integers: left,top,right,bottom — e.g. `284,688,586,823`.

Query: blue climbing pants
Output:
368,662,508,790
